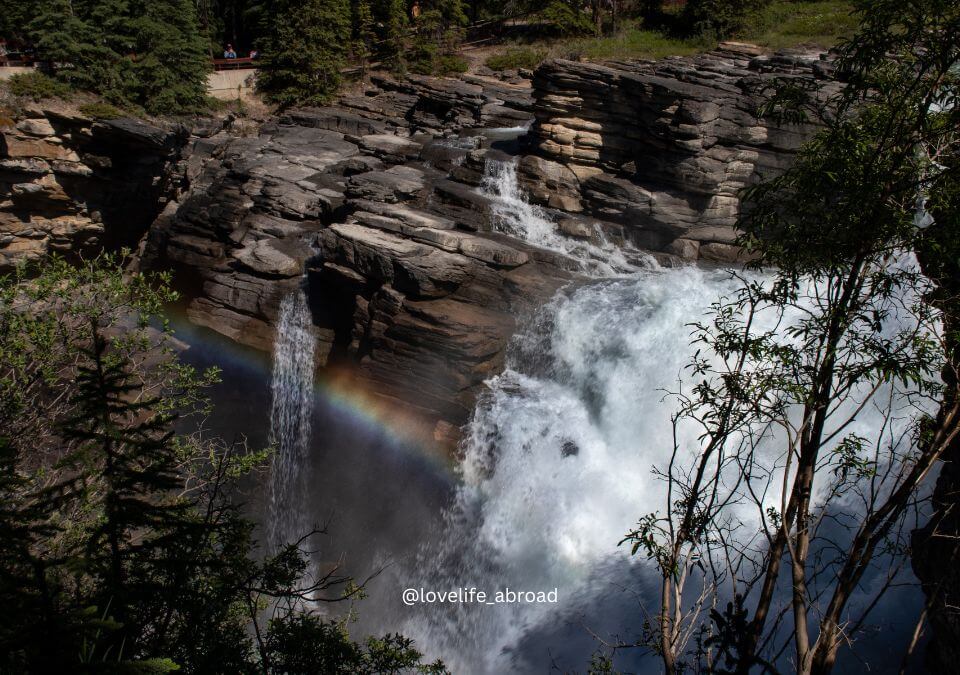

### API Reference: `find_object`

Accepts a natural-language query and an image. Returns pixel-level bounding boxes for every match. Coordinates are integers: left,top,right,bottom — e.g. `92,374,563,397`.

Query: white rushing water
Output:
268,288,317,553
390,159,738,671
391,161,931,673
398,266,748,672
480,159,649,276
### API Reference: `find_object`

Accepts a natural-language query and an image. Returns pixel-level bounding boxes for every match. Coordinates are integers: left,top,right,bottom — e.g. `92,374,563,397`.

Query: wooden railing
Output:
212,57,257,71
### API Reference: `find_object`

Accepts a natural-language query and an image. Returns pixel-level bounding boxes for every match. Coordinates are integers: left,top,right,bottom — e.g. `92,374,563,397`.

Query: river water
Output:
173,130,928,673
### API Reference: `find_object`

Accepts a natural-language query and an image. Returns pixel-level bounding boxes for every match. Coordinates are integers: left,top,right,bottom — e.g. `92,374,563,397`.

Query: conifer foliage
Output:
0,256,448,673
24,0,210,114
257,0,352,107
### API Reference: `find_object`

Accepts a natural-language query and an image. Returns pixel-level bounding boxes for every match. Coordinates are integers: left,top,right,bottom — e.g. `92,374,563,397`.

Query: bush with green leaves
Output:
485,47,548,71
4,72,72,101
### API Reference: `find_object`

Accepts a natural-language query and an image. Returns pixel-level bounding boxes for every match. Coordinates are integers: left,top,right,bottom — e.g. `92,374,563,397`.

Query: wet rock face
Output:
527,43,840,259
0,109,201,272
142,122,353,356
143,82,568,435
6,51,838,443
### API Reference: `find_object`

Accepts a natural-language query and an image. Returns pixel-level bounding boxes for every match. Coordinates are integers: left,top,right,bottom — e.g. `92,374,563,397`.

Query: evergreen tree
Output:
409,0,467,75
258,0,351,106
28,0,130,101
0,0,39,44
0,255,450,672
125,0,211,114
27,0,209,114
681,0,770,39
58,331,190,652
380,0,409,74
352,0,377,80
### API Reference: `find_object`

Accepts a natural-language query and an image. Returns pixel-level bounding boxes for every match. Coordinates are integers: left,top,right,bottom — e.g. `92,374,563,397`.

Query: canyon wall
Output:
0,107,230,272
140,76,567,442
1,45,834,440
5,44,960,669
3,44,834,440
523,43,841,260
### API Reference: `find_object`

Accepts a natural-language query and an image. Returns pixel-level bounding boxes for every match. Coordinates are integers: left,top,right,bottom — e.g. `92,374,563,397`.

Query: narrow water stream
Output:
267,287,316,553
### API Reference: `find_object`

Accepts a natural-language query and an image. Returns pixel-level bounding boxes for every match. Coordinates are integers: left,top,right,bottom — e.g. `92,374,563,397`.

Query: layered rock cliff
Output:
0,107,227,272
4,44,833,443
524,43,840,260
140,105,572,441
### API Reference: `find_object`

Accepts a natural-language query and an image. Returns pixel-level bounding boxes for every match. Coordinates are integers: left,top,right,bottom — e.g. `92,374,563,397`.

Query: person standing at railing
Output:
223,44,237,58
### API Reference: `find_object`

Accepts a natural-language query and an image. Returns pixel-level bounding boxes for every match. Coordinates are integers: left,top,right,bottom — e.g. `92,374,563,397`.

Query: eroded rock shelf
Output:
1,42,835,444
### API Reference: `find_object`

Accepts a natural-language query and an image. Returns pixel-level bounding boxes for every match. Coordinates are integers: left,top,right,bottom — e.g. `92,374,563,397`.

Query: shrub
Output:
436,54,469,75
682,0,771,39
485,47,548,71
409,52,469,76
539,1,596,37
78,102,124,120
5,72,72,101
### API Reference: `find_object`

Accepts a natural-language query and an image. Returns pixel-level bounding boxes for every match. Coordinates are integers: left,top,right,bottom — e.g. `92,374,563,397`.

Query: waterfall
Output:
479,159,648,277
399,267,747,672
267,288,317,554
390,158,928,673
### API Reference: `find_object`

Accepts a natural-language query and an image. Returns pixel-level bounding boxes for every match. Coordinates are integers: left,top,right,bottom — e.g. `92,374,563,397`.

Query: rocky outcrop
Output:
138,48,848,443
0,108,217,272
143,104,570,441
288,72,535,140
525,43,840,259
5,49,843,446
142,122,356,355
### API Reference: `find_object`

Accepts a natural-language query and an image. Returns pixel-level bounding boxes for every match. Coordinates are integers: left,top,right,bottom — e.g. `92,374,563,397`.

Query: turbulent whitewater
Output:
386,160,744,672
392,265,749,672
480,159,647,276
267,288,317,553
387,160,927,673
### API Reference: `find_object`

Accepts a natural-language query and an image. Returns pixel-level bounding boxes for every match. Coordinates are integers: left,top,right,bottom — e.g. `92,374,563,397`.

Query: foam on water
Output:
480,159,647,277
390,160,931,673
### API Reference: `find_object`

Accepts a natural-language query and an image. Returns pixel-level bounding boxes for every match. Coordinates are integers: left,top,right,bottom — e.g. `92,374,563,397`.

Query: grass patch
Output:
78,102,125,120
5,72,72,102
410,53,470,77
744,0,858,49
555,26,705,61
482,1,855,67
486,47,549,72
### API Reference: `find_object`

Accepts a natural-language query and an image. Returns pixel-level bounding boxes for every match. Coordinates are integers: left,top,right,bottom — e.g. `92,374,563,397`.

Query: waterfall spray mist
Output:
268,288,317,553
